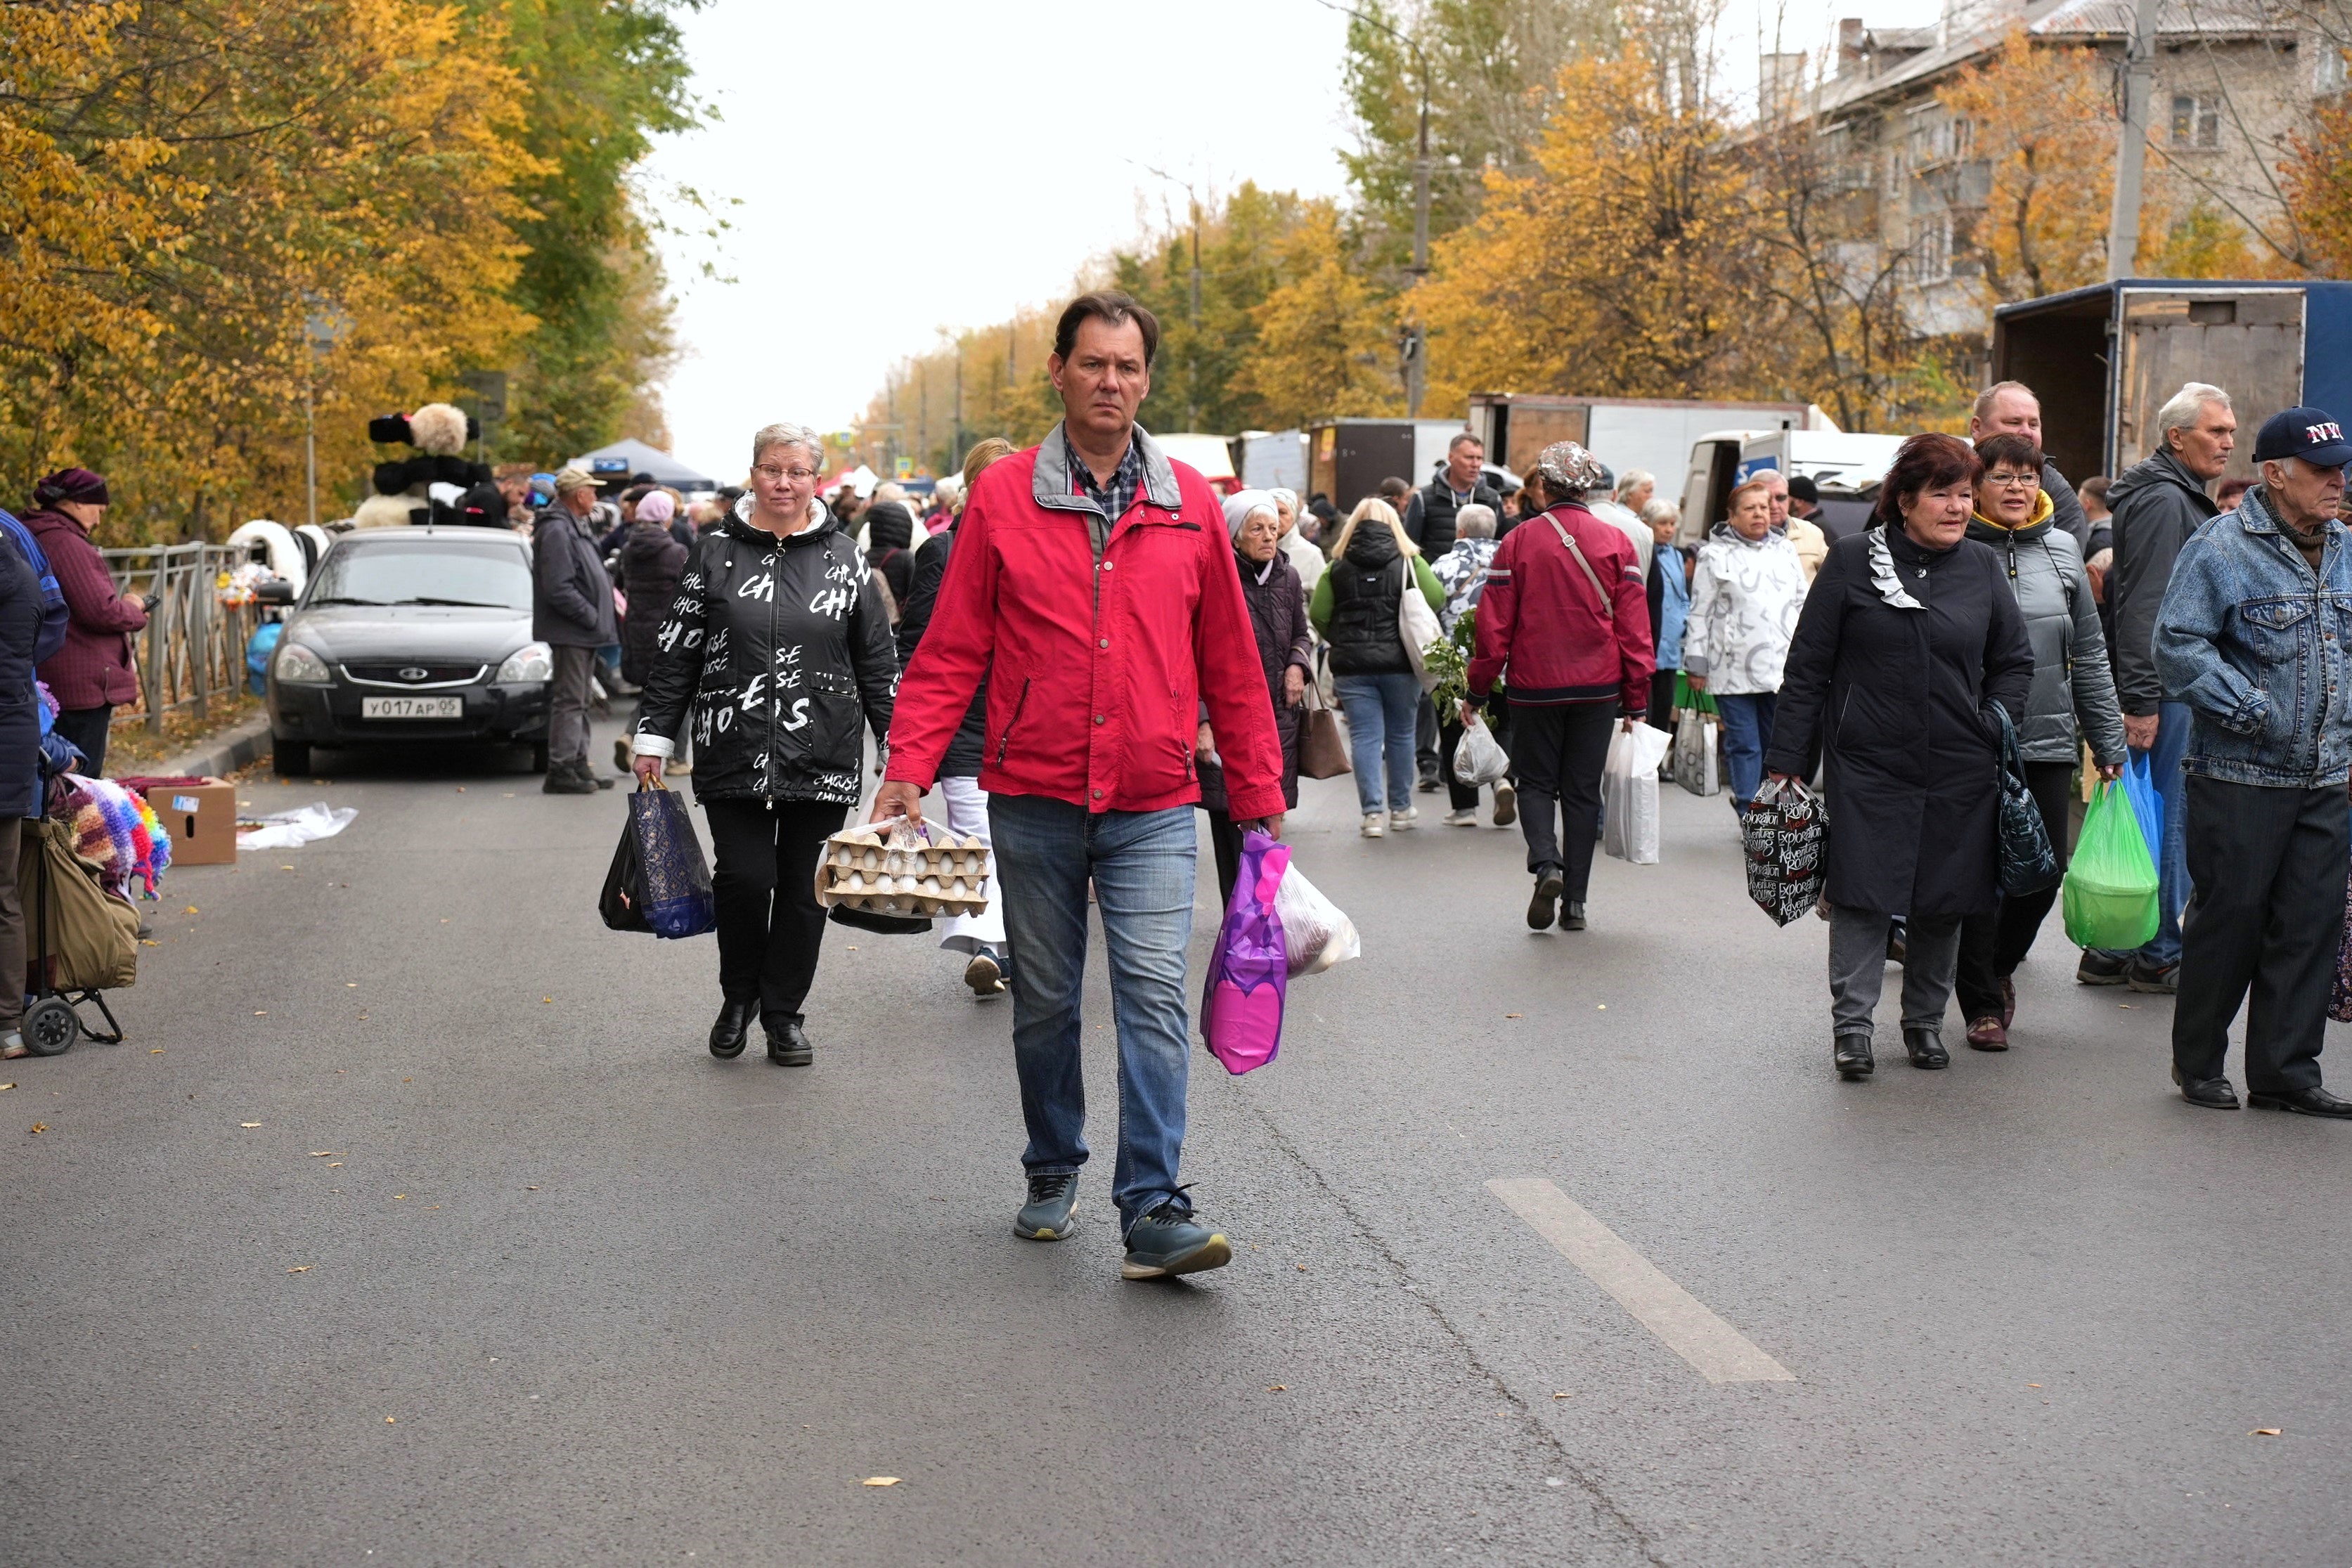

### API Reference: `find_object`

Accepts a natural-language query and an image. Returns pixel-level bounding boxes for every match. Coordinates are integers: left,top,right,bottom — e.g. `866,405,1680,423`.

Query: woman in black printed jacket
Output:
631,422,898,1066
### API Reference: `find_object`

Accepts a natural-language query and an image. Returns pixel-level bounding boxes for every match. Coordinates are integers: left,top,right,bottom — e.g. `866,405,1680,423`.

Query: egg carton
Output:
813,817,992,919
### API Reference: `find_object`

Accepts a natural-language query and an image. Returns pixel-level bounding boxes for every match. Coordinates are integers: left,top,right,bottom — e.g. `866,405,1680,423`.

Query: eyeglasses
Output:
1985,472,2041,490
753,465,819,484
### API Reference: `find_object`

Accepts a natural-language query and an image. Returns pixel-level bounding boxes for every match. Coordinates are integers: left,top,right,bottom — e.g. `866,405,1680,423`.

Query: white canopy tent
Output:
568,437,719,492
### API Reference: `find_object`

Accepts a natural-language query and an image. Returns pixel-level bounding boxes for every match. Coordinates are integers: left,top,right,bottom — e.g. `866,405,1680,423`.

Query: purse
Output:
1298,679,1351,779
1994,706,2059,896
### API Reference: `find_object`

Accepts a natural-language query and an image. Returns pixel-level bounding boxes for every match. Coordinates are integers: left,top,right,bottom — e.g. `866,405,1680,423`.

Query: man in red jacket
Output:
877,291,1284,1281
24,469,152,777
1468,441,1654,933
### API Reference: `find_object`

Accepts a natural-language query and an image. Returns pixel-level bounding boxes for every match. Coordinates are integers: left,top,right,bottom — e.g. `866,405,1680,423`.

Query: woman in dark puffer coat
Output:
630,424,897,1068
616,488,692,775
1197,490,1311,908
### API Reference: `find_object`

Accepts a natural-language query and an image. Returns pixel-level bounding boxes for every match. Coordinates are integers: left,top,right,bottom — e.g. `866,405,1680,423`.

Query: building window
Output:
2171,93,2221,148
2320,46,2349,94
1906,214,1952,281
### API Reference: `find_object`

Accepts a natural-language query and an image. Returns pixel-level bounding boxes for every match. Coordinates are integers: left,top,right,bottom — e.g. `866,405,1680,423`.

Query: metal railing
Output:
97,543,264,736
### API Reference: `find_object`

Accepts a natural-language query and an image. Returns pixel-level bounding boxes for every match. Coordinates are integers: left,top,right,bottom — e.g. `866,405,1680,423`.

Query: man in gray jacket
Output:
534,467,619,795
2081,382,2237,990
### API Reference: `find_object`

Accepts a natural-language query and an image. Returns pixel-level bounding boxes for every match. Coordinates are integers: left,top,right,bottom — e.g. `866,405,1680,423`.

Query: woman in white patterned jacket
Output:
1684,477,1809,816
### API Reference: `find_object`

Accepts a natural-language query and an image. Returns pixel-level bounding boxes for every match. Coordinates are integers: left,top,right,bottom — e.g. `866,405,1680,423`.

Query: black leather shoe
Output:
708,997,755,1059
1527,871,1564,931
1903,1027,1949,1068
768,1020,813,1066
1833,1032,1874,1079
2172,1065,2239,1109
1560,901,1587,931
2247,1084,2352,1117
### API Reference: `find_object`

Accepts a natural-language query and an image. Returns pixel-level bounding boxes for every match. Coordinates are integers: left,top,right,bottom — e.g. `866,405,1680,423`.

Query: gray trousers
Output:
0,819,21,1032
1828,905,1962,1038
2173,776,2347,1092
550,644,596,767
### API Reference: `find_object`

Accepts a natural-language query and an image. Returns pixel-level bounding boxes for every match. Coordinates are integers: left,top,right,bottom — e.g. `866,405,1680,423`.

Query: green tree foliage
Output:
491,0,707,462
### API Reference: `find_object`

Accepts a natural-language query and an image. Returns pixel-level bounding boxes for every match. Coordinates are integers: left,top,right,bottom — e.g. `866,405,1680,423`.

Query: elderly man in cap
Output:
2153,408,2352,1116
534,467,617,795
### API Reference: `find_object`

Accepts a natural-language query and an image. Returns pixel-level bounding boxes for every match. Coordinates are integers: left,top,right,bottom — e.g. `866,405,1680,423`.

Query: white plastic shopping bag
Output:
1453,712,1510,787
1672,708,1719,797
1602,723,1673,864
1272,860,1360,977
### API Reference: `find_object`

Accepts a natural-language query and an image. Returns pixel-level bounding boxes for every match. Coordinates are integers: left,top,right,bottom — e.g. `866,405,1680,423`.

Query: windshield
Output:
305,539,534,611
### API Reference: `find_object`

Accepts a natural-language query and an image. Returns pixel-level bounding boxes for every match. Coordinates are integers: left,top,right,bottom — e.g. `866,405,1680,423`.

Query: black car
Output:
261,528,553,775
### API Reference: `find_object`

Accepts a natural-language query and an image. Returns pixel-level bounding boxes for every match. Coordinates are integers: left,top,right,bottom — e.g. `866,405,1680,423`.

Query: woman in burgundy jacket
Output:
24,469,150,777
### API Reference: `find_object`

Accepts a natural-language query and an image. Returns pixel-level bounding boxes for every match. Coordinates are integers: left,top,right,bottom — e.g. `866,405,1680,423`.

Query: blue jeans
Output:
988,794,1198,1233
1334,670,1421,815
1714,691,1777,812
2096,701,2192,970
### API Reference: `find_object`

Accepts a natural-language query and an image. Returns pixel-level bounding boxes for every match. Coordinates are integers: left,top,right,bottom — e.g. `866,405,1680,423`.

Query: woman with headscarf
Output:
1196,490,1312,907
1269,487,1325,595
862,499,917,621
1466,443,1653,933
1764,433,2033,1080
1309,498,1447,837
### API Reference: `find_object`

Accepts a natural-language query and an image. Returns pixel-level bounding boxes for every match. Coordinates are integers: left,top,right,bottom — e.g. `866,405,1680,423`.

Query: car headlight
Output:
496,642,553,683
274,642,332,684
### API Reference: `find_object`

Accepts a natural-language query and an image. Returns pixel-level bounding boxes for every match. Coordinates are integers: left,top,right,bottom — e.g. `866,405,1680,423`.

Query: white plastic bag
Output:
1672,708,1719,797
236,802,356,850
1453,713,1510,786
1273,861,1360,977
1603,723,1673,864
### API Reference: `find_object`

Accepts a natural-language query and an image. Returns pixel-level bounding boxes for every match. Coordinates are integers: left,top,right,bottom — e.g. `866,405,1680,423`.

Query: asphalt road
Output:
6,718,2350,1567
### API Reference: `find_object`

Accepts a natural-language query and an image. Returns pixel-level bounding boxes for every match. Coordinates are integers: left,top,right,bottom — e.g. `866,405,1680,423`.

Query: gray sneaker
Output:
1120,1199,1232,1280
1014,1171,1079,1240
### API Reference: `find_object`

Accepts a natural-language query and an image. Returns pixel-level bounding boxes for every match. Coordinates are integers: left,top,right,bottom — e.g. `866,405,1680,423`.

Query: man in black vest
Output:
1405,433,1504,787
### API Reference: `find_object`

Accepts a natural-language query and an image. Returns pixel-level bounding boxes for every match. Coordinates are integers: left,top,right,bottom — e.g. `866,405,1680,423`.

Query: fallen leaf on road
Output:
2119,1004,2134,1009
0,1084,12,1091
401,1077,412,1082
287,1266,311,1274
2027,1383,2041,1388
385,1416,395,1424
278,864,295,872
1505,1013,1523,1019
542,997,552,1004
455,786,465,793
1267,1385,1286,1392
309,1151,340,1158
240,1122,262,1128
1295,1264,1307,1271
327,1162,342,1168
29,1122,46,1133
254,1011,266,1016
862,1477,900,1487
183,905,199,914
149,1048,163,1054
141,939,158,947
347,983,357,988
423,1205,439,1210
526,1186,539,1191
2252,1428,2282,1437
394,1194,408,1200
1553,1392,1572,1399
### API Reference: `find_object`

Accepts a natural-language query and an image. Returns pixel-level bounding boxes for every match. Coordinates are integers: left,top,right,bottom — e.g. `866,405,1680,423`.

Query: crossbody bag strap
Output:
1546,512,1613,619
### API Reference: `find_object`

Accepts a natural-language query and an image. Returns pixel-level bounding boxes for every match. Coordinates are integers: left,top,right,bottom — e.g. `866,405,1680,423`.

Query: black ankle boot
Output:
709,997,755,1059
768,1019,813,1066
1904,1027,1949,1069
1834,1032,1874,1079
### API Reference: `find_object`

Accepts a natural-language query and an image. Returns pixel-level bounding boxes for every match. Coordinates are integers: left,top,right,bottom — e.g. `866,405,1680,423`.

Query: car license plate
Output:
361,696,463,720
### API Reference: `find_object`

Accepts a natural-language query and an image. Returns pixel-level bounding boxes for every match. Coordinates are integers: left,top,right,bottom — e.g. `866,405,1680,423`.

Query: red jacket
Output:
1470,501,1653,712
887,427,1287,821
26,508,146,710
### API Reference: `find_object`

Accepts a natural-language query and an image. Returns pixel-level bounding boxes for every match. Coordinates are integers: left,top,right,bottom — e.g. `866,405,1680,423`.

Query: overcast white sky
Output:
642,0,1944,479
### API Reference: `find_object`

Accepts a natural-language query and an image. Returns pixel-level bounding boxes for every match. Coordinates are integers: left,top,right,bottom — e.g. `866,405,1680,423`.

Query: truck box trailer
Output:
1991,278,2352,488
1305,420,1475,510
1467,394,1833,493
1239,430,1309,493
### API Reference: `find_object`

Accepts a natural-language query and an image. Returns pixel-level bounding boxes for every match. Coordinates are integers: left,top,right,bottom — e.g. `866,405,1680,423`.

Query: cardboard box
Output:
141,777,238,864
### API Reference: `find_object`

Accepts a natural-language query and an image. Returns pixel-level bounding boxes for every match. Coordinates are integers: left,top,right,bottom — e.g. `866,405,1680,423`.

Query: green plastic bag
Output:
1672,670,1718,715
2062,780,2159,950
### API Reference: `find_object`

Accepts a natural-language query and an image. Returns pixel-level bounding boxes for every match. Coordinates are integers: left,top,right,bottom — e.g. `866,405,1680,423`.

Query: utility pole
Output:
2105,0,2162,280
1317,0,1432,416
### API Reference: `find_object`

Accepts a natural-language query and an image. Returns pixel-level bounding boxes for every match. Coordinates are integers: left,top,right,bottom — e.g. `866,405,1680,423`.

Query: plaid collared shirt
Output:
1065,429,1146,525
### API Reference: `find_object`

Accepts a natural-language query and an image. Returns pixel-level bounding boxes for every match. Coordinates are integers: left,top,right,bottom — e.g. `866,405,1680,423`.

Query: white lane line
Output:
1487,1177,1795,1385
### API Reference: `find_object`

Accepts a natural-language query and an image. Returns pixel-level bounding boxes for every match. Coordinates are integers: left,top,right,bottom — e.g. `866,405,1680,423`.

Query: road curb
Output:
148,711,273,782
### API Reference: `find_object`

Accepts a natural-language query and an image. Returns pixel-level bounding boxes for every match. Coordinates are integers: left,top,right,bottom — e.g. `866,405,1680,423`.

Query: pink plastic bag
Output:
1200,831,1290,1075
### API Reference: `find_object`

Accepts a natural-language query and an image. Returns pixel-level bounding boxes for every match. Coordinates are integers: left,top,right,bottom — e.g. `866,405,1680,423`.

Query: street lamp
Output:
1315,0,1433,417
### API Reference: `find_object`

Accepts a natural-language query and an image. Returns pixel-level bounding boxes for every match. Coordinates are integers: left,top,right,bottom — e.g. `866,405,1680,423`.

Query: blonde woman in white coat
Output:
1684,477,1809,815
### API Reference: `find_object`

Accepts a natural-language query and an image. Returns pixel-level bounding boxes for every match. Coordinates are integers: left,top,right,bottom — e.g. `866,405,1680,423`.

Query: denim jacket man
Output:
2150,408,2352,1118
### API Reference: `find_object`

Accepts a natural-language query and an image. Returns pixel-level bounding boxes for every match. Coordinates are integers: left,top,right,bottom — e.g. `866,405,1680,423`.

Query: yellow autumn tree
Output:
1419,50,1773,412
1234,200,1402,425
1937,30,2122,303
1,0,538,537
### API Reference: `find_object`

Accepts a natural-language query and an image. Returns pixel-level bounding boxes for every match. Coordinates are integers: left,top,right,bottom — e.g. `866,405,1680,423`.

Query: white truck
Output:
1468,394,1837,496
1676,428,1906,544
